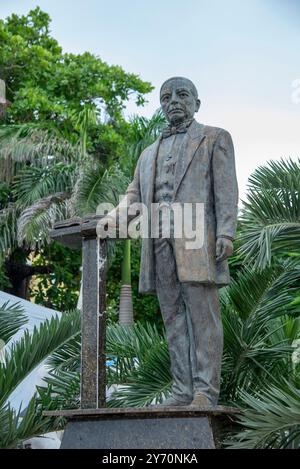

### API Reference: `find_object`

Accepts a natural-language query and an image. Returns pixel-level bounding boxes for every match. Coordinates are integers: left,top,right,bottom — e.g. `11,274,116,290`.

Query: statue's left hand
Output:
216,238,234,263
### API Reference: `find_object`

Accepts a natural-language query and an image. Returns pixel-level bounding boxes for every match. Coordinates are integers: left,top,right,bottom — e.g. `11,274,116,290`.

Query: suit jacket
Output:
125,119,239,294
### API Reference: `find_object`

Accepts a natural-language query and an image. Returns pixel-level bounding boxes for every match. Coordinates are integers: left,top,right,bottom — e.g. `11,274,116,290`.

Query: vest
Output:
154,133,186,237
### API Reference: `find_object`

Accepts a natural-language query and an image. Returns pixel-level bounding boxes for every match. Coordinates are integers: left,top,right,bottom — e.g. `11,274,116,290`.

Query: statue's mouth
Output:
169,108,183,114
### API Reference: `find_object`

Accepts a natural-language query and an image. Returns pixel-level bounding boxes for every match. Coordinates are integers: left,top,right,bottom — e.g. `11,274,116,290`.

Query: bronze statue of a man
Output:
100,77,238,406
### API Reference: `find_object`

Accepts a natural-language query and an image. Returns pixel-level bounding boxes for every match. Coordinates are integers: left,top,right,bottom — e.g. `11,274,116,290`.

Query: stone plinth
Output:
44,406,240,449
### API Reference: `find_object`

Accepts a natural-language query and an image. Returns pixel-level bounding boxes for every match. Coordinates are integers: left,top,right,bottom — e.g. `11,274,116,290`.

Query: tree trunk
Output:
4,250,52,300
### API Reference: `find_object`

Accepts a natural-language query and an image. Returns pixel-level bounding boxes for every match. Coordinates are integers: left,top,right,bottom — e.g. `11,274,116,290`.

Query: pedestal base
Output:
44,406,239,450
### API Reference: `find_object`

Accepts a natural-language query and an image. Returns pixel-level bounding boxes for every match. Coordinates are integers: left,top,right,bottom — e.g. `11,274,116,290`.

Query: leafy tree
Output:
0,7,152,125
0,7,153,299
30,242,82,311
106,240,162,329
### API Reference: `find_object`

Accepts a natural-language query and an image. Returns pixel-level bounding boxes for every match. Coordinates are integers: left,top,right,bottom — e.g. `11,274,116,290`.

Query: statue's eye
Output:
162,95,170,102
180,92,188,98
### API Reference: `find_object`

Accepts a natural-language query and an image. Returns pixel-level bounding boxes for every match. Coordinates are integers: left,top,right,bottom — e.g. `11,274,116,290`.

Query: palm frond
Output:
124,111,166,178
0,301,27,344
228,379,300,449
17,193,71,248
38,370,80,410
220,261,300,402
0,204,17,256
0,398,63,449
221,260,300,324
106,322,171,407
13,163,75,208
239,158,300,269
46,332,81,373
74,162,129,216
248,158,300,191
0,309,80,408
108,344,171,408
0,124,80,165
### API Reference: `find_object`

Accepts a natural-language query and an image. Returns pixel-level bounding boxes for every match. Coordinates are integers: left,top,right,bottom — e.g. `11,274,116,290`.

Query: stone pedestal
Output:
44,406,239,449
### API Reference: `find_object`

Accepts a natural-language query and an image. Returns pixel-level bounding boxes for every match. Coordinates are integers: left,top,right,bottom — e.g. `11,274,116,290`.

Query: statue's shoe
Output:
154,396,192,407
190,393,212,407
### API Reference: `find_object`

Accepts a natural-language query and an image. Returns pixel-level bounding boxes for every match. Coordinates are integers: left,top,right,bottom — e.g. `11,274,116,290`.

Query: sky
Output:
1,0,300,200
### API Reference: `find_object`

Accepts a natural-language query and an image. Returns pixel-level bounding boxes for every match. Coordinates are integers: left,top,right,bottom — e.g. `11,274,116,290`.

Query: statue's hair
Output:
160,77,198,99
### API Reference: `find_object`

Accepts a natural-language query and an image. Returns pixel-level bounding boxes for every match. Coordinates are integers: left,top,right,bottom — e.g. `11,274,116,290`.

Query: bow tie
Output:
162,119,194,139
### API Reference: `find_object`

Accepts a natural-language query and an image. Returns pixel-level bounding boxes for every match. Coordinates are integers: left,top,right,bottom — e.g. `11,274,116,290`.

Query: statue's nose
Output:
170,95,179,105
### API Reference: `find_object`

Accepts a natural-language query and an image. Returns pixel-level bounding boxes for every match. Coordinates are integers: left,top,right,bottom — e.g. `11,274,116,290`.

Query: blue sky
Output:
1,0,300,198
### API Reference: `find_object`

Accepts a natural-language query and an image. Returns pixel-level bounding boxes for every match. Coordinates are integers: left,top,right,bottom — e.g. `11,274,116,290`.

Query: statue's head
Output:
160,77,201,125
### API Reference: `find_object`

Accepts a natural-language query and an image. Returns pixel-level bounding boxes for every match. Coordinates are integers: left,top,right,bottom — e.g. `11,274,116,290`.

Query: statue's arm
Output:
97,156,142,237
125,156,142,206
212,129,239,242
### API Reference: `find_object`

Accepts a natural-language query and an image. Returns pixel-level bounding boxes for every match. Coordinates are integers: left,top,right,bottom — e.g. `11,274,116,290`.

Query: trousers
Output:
154,237,223,405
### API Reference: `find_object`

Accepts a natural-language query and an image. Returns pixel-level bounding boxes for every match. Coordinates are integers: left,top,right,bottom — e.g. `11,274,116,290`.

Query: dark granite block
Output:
61,417,215,449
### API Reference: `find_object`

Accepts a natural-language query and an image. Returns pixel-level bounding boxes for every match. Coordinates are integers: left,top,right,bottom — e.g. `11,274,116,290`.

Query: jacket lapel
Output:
173,121,206,198
143,136,161,207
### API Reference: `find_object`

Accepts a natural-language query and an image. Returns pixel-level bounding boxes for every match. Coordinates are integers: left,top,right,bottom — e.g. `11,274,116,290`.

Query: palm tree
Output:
0,110,165,323
227,378,300,449
238,158,300,269
0,123,78,297
0,111,125,298
220,260,300,404
0,301,80,448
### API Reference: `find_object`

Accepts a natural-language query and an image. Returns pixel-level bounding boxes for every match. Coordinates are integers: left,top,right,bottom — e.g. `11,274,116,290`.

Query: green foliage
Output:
0,309,80,407
239,158,300,269
120,111,166,178
107,323,171,407
0,398,62,449
39,321,171,409
74,163,129,216
0,301,27,344
30,242,82,311
0,304,81,448
220,260,300,404
0,7,153,125
228,379,300,449
0,6,153,299
106,240,162,327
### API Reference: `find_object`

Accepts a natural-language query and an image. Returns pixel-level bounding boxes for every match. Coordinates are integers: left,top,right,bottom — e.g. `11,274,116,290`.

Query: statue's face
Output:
160,78,200,125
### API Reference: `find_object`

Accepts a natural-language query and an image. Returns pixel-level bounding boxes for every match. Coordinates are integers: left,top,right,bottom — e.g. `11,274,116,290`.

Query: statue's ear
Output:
195,99,201,113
